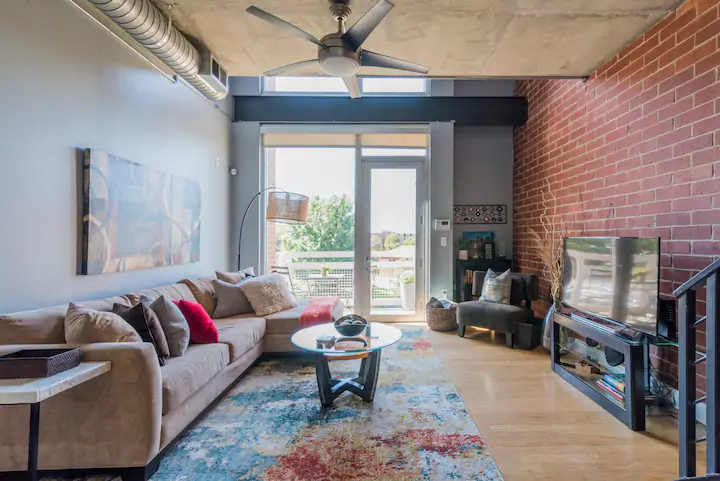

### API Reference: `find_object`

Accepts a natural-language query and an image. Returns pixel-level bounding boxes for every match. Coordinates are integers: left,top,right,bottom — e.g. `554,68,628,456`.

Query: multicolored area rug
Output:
154,325,502,481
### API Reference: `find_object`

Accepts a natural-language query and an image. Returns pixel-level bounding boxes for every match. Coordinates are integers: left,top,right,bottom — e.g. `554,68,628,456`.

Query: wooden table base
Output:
314,350,381,407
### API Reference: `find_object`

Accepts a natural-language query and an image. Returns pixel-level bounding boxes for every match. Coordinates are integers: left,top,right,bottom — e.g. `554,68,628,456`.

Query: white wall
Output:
0,0,232,313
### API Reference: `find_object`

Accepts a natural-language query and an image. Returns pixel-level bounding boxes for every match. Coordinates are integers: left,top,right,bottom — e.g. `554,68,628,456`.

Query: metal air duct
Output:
86,0,228,100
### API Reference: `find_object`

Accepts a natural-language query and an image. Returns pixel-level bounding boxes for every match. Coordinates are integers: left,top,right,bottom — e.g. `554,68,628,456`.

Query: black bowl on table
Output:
334,315,368,337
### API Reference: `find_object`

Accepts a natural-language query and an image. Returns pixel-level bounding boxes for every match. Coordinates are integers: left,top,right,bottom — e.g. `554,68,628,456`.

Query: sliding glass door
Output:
263,130,428,321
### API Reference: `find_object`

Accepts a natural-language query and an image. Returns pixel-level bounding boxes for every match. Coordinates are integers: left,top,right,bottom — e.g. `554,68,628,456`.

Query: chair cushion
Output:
264,299,345,335
161,343,229,415
457,300,532,334
214,316,266,362
480,269,511,304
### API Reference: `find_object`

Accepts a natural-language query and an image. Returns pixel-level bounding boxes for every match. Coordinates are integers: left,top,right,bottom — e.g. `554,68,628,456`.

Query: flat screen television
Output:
562,237,660,336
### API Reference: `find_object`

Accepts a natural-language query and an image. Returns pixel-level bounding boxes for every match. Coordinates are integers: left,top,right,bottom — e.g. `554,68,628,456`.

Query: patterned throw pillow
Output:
480,269,512,304
239,273,298,317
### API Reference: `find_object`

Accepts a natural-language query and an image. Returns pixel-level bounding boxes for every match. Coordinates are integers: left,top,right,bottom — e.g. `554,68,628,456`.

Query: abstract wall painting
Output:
81,149,201,275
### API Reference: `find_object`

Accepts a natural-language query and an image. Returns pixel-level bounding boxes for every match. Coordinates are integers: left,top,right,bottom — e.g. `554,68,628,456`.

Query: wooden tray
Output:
0,348,81,379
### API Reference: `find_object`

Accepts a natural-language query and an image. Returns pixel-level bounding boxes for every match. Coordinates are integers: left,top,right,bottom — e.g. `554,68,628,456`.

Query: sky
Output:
273,148,417,233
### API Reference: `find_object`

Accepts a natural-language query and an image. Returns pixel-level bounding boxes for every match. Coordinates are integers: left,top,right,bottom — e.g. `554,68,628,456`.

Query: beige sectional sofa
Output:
0,274,343,480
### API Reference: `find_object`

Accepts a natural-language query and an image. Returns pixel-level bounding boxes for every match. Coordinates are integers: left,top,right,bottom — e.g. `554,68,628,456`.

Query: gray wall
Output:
451,80,515,262
454,126,514,257
0,0,232,313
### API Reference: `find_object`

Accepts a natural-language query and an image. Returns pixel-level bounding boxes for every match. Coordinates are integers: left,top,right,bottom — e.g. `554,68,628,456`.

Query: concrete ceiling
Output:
159,0,684,78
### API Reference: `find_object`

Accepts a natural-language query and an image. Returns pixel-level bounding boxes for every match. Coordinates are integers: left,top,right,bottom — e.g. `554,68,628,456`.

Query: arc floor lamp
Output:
237,187,309,270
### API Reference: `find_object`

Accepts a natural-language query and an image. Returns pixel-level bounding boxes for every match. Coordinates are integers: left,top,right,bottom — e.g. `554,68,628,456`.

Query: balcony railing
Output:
273,250,414,309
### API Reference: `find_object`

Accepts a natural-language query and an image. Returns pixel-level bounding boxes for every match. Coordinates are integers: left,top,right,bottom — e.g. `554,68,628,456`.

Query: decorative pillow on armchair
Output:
480,269,512,304
239,273,297,317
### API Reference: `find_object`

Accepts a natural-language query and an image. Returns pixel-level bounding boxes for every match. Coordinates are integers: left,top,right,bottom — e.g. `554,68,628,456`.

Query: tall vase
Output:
542,301,575,354
541,303,555,350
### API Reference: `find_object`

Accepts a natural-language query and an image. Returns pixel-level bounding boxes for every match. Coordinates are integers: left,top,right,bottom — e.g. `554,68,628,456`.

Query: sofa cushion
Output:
212,278,254,319
457,300,532,334
0,296,132,345
126,283,196,305
149,296,190,357
161,343,229,415
179,276,217,317
65,302,142,344
263,299,344,335
214,316,266,362
239,274,297,317
113,303,170,364
215,267,255,284
173,300,218,344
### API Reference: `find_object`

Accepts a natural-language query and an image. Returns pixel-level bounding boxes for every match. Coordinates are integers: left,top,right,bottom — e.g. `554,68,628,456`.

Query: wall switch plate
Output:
440,236,447,247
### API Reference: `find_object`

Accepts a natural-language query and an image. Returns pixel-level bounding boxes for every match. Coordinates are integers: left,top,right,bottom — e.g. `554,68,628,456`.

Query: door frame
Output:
354,156,429,322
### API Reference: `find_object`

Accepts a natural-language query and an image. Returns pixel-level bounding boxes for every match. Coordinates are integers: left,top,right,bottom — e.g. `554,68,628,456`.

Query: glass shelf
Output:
557,350,626,410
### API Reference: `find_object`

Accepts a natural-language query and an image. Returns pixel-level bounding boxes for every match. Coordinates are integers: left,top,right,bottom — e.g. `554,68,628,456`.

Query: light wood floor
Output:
425,325,704,481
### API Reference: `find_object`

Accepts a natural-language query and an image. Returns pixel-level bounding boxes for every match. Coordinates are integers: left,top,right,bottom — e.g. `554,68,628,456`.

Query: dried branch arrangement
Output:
528,179,579,305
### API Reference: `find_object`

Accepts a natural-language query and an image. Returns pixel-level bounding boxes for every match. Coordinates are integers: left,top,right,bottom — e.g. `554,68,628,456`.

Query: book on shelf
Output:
596,380,625,401
603,374,625,393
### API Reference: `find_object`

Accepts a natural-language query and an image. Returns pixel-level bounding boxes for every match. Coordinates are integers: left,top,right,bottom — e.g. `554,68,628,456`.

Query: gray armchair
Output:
457,271,539,348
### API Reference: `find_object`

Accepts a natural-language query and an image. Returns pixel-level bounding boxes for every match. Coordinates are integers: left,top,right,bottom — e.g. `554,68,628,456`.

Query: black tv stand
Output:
552,310,647,431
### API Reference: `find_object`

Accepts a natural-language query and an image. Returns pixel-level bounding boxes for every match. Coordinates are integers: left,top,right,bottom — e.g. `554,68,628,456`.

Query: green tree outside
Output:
282,195,355,253
384,233,401,251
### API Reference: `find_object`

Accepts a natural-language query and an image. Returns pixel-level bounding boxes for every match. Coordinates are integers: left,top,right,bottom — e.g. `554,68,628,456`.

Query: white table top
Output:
0,362,111,405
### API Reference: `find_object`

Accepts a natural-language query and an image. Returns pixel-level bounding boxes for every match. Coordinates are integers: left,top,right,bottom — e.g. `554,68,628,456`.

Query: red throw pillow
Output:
173,300,218,344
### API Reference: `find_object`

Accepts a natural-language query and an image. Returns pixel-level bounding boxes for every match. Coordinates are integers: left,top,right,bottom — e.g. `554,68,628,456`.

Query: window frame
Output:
261,77,429,97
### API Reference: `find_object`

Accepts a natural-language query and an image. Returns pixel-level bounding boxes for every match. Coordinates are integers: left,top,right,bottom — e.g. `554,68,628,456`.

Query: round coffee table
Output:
291,322,402,407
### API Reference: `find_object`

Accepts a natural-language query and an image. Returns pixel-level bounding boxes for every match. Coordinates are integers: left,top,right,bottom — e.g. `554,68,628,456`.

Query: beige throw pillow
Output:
216,267,255,284
65,303,142,344
179,276,217,317
239,273,297,317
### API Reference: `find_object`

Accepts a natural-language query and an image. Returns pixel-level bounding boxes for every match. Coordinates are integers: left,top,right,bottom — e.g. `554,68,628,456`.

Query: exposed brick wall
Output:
514,0,720,391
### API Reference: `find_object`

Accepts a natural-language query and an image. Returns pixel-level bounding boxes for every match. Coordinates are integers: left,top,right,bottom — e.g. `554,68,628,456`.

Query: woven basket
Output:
425,305,458,332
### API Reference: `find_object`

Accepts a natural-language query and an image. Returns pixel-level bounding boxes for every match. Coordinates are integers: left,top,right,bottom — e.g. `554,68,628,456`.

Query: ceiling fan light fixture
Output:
320,56,360,77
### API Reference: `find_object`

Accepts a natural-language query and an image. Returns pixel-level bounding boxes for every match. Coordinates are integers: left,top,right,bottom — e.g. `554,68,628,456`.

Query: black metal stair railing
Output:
674,258,720,479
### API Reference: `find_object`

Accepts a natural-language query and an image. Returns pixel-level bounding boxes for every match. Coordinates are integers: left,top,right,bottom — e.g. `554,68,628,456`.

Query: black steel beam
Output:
234,96,528,126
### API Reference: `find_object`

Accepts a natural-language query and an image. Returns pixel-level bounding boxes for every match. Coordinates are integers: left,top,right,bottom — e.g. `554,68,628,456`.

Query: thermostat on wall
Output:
434,219,451,231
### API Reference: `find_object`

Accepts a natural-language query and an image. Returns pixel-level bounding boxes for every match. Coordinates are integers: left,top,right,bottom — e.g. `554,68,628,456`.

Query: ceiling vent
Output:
199,52,229,94
83,0,228,101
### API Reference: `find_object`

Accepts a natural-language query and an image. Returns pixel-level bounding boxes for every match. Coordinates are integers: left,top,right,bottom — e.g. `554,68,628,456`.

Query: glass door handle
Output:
365,256,372,272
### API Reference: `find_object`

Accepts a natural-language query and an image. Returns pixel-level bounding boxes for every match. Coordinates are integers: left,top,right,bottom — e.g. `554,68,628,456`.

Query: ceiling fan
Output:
246,0,429,98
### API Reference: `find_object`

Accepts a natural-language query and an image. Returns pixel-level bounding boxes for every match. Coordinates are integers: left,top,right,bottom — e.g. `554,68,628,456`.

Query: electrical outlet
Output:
441,288,448,298
440,236,447,247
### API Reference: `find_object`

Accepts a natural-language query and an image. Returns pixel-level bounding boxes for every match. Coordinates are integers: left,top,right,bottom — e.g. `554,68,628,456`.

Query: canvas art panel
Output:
81,149,201,275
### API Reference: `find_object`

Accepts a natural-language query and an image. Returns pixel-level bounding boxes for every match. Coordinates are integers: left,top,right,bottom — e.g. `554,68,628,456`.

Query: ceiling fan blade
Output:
342,0,394,51
342,76,362,99
263,60,319,77
361,50,429,74
246,6,325,47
